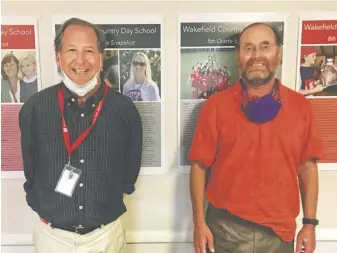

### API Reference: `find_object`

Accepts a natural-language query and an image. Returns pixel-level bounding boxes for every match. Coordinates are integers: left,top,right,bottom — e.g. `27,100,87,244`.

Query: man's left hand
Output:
295,225,316,253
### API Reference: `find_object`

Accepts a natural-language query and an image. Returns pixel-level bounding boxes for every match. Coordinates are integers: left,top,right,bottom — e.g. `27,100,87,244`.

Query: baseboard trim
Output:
2,229,337,246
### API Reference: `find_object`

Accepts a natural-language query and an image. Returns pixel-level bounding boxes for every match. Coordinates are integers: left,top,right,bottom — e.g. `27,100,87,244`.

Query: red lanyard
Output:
58,84,109,161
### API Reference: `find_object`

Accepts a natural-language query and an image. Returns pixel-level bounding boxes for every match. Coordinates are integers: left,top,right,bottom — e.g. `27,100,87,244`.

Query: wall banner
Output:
1,16,42,177
296,12,337,170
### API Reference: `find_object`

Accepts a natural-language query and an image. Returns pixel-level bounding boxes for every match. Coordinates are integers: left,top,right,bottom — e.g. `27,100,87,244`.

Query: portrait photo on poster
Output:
119,49,161,102
297,45,337,97
181,47,236,100
1,50,39,104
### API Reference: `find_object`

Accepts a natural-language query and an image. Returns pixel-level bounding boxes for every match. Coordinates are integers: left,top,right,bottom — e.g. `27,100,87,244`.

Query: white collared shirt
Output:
9,80,20,103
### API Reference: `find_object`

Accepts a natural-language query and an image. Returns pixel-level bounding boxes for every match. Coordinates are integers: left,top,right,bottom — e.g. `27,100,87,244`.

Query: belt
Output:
40,217,103,235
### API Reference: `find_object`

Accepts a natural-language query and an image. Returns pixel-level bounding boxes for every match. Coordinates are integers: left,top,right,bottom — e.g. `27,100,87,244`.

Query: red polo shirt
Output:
188,79,324,242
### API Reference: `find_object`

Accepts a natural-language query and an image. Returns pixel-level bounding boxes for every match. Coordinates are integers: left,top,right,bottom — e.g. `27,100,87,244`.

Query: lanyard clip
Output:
67,158,71,166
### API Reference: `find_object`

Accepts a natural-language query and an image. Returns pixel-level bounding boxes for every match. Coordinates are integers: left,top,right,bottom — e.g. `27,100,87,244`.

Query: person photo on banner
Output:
298,46,324,96
19,53,38,103
319,56,337,96
298,46,337,97
1,52,20,103
187,54,231,100
103,50,120,92
122,51,160,102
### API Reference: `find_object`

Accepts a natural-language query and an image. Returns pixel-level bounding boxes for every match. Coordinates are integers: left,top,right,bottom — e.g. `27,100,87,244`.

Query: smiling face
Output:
237,24,282,87
3,59,18,78
304,53,316,66
20,56,36,78
56,24,103,85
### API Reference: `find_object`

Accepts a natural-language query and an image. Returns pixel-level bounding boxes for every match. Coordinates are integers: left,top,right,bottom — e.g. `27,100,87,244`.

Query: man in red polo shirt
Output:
189,22,324,253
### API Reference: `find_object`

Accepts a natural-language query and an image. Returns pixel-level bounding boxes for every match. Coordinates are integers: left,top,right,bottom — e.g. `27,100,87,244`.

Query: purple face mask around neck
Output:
240,79,282,124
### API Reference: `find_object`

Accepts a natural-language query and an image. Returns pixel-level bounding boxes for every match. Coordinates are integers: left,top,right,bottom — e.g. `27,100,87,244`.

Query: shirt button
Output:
79,183,83,187
80,113,84,117
80,159,84,163
71,98,75,102
92,104,95,107
79,206,83,210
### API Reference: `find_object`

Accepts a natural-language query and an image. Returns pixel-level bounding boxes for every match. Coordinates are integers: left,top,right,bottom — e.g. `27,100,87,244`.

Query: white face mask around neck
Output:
59,55,102,97
61,70,100,97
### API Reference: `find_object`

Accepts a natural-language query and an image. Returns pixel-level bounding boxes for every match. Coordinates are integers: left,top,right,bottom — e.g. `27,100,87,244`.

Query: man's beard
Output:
242,70,274,87
241,57,275,87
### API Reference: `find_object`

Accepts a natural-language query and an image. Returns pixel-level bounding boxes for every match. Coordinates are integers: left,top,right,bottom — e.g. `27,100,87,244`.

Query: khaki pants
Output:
33,218,126,253
206,204,294,253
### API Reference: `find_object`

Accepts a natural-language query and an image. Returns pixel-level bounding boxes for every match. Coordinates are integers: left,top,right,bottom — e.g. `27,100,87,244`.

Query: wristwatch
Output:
302,218,319,226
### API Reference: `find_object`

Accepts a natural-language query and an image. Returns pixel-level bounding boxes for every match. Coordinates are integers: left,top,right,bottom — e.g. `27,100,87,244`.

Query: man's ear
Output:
55,52,61,67
235,49,240,62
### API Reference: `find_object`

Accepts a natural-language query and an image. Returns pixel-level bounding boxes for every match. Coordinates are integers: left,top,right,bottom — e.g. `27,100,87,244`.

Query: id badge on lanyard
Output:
55,162,82,197
54,84,109,197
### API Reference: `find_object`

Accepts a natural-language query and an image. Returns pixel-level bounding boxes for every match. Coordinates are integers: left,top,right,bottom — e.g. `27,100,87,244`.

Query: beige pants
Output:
33,218,126,253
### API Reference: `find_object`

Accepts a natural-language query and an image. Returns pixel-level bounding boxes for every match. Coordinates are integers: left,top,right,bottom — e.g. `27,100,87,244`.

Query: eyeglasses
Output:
132,61,146,67
241,43,277,54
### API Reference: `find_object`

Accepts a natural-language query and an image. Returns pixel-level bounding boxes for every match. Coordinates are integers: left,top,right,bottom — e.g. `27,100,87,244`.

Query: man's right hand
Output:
193,222,215,253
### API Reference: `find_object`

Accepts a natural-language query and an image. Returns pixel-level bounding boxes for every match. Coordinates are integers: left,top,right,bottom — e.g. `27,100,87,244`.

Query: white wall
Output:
1,0,337,252
2,243,337,253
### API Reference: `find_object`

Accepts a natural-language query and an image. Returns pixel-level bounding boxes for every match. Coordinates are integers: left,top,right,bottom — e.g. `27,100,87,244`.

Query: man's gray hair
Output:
54,17,106,53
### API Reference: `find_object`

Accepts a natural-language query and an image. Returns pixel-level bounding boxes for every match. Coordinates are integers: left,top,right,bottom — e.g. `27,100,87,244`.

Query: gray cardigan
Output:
1,78,13,103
